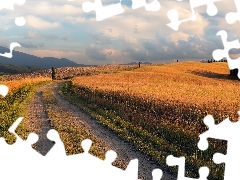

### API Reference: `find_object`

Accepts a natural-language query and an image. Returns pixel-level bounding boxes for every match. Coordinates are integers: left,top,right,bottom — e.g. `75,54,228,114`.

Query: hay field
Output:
63,62,237,179
1,77,51,94
72,62,240,125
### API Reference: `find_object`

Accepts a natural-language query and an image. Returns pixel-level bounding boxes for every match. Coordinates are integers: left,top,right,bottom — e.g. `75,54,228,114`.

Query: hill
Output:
0,46,84,69
0,63,42,75
66,62,236,179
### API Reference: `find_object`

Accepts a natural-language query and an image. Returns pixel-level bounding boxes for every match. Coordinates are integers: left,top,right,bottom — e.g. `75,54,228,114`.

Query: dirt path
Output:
24,83,55,155
25,82,176,180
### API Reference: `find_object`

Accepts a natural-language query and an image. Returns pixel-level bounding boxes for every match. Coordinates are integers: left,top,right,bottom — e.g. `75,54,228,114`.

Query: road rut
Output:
24,82,175,180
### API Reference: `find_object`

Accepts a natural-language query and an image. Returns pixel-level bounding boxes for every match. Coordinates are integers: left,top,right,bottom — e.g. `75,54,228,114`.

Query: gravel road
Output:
24,82,176,180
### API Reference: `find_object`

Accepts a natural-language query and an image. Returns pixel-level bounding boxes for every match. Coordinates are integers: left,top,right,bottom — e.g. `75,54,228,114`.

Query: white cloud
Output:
85,44,108,61
23,31,60,40
64,16,86,24
25,15,60,29
18,1,84,17
2,0,239,65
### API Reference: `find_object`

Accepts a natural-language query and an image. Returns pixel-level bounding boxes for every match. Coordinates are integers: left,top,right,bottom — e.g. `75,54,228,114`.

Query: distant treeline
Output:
207,59,227,63
0,63,42,75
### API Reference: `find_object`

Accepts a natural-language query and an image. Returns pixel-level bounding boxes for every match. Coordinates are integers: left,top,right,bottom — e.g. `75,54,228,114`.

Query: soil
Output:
23,82,176,180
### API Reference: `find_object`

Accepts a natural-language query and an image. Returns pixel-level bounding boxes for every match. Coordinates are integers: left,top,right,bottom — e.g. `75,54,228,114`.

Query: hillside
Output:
2,64,139,81
1,62,234,180
0,63,42,75
63,61,238,180
0,46,84,69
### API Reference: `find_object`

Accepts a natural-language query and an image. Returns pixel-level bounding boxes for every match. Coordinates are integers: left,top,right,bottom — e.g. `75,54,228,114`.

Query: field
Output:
0,77,51,143
60,62,239,179
0,62,237,179
72,62,240,125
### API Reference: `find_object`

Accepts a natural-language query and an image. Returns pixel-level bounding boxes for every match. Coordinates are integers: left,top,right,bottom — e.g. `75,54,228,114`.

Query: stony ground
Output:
22,82,176,180
2,64,139,81
23,83,55,155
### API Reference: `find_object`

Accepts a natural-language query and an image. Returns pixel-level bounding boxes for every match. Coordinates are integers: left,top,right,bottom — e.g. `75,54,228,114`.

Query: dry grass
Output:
0,77,51,93
72,62,240,121
72,62,236,100
61,62,236,179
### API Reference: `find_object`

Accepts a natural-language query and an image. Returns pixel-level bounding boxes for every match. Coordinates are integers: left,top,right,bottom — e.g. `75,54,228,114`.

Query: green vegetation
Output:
0,63,42,75
59,82,225,179
0,80,51,144
59,62,236,180
42,87,125,168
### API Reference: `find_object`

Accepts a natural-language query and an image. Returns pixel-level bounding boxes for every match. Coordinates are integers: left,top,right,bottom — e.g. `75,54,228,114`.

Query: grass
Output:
42,86,126,168
0,78,51,144
58,62,235,180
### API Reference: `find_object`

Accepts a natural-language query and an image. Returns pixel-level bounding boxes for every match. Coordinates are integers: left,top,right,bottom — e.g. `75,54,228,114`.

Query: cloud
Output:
120,31,222,62
121,47,148,61
3,0,238,65
64,16,85,24
81,1,210,45
18,41,44,48
24,31,41,39
89,32,111,45
0,38,9,47
24,32,53,40
23,31,69,42
25,15,60,29
85,45,107,61
18,1,83,17
18,48,82,60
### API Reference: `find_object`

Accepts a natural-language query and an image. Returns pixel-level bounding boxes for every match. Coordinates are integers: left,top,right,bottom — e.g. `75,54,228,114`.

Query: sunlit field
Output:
63,61,238,179
0,77,51,93
0,77,51,143
72,62,240,127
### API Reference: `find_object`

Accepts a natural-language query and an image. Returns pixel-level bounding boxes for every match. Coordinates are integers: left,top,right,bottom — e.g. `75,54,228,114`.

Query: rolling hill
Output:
0,46,84,69
0,63,42,75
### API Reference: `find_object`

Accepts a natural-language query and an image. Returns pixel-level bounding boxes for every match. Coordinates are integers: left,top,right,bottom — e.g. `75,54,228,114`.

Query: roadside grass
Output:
59,82,225,179
0,78,51,143
41,88,126,168
58,61,234,180
97,65,139,74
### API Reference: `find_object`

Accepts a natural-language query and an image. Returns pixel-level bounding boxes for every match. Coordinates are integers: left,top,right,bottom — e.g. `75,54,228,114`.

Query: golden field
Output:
0,77,51,143
72,62,240,124
62,62,236,179
0,77,51,94
73,62,238,103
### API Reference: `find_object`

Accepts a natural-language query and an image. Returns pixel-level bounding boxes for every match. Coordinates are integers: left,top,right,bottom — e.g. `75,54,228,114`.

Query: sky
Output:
0,0,240,65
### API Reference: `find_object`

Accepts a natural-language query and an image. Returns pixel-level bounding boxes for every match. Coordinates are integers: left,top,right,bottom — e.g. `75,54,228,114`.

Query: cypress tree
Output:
52,67,56,80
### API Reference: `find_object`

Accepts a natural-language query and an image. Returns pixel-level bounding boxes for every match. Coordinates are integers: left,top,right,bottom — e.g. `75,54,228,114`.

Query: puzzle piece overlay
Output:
2,82,240,180
198,114,240,180
2,0,240,179
0,84,165,180
74,0,240,35
212,30,240,79
166,155,209,180
167,0,219,31
0,115,141,180
166,113,240,180
0,0,26,58
80,0,161,21
225,0,240,24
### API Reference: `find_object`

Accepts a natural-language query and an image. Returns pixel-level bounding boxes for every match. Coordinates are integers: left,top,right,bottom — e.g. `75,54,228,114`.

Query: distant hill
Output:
0,63,42,75
0,46,84,69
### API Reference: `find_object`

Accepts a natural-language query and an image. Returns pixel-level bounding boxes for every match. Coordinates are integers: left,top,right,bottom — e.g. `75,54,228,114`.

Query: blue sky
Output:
0,0,240,65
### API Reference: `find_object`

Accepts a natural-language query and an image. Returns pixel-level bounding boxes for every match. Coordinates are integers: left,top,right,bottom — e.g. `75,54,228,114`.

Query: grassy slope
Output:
0,80,51,143
58,62,234,179
0,63,42,75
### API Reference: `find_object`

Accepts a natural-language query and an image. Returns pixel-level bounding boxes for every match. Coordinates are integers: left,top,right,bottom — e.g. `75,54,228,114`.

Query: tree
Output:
52,67,56,80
